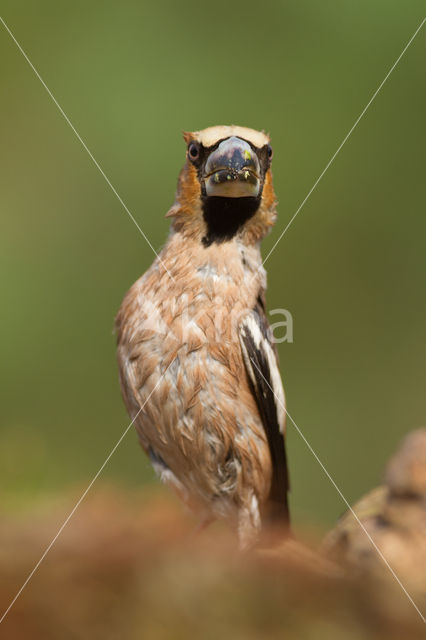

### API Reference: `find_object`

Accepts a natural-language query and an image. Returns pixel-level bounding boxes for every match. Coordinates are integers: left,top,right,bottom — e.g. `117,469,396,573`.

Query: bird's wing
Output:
239,298,290,516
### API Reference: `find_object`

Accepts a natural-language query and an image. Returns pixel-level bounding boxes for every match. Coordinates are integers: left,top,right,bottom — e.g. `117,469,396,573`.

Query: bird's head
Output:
167,125,277,247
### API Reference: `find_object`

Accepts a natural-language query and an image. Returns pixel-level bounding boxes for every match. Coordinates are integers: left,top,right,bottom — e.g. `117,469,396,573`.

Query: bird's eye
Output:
188,142,200,161
267,144,273,159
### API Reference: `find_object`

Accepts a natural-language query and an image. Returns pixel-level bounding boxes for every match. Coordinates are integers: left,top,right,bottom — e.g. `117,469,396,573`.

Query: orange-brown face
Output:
169,126,277,246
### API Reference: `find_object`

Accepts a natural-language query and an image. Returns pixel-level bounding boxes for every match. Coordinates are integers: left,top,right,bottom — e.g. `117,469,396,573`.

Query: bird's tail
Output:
264,495,290,527
262,435,291,541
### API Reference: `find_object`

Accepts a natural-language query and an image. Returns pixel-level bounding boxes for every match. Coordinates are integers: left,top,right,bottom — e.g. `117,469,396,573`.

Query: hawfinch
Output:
116,125,289,548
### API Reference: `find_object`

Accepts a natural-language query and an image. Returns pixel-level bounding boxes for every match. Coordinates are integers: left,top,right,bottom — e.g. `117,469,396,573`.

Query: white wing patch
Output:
239,314,286,434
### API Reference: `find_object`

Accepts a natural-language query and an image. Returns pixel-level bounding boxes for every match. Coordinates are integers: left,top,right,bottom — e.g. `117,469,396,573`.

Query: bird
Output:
116,125,290,548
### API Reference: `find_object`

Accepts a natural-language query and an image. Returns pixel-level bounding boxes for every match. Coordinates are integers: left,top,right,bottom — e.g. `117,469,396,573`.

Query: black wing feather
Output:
239,301,290,525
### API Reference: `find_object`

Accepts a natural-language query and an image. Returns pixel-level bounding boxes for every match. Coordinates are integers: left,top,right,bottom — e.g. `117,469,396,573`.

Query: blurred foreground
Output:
0,431,425,639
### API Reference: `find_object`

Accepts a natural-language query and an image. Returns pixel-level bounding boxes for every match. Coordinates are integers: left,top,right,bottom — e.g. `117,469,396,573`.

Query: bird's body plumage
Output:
116,126,289,547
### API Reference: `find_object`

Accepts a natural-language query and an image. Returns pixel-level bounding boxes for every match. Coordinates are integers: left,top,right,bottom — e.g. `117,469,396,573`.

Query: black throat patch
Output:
201,196,260,247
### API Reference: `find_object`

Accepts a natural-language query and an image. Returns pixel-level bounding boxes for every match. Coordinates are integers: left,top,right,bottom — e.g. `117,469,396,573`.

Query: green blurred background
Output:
1,1,425,529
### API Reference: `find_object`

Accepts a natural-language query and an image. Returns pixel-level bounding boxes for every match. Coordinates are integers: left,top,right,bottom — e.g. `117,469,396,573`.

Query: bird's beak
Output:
202,137,261,198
